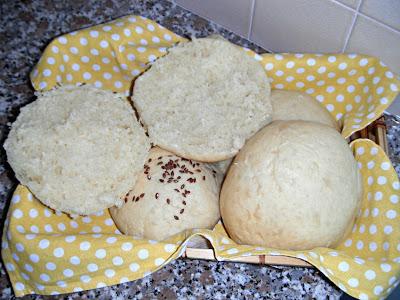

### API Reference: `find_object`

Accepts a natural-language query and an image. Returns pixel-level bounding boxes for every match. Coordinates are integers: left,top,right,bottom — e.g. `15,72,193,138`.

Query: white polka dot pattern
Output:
4,15,400,299
251,53,399,139
3,139,398,299
3,182,182,296
30,15,182,98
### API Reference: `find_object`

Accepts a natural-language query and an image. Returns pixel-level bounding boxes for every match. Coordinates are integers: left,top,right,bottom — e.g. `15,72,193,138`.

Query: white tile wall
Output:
347,15,400,73
173,0,400,115
250,0,355,53
360,0,400,30
175,0,253,37
336,0,361,8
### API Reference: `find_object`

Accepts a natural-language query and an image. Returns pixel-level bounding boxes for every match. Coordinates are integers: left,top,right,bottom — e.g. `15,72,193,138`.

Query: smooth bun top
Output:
271,90,339,130
220,120,362,250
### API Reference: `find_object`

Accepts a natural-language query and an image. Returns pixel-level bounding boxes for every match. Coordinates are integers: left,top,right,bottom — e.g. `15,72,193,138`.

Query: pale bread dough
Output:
4,85,150,215
133,37,272,162
109,147,220,240
220,121,362,250
271,90,339,130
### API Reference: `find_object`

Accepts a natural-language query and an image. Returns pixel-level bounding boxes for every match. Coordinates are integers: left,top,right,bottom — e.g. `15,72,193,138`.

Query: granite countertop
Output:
0,0,399,299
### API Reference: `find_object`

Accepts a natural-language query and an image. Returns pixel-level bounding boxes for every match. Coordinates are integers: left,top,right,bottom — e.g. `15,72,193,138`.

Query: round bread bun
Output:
133,36,272,162
4,85,150,215
271,90,339,131
109,147,220,241
220,121,362,250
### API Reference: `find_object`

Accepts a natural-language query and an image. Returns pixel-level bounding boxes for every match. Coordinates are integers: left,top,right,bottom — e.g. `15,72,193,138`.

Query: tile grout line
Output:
329,0,359,12
247,0,256,40
357,10,400,34
246,0,275,53
173,1,273,53
341,0,363,52
174,0,399,54
330,0,400,34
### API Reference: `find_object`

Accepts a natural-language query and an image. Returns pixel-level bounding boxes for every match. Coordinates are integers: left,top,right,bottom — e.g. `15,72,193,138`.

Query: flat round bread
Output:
4,85,150,215
220,121,362,250
133,37,272,162
109,147,220,240
271,90,339,130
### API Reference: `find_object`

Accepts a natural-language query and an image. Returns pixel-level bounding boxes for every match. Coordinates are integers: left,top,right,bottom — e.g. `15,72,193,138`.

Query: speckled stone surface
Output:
0,0,399,299
386,114,400,175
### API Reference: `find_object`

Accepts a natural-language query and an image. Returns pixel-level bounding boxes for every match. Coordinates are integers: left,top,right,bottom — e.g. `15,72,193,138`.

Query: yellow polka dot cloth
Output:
2,15,400,299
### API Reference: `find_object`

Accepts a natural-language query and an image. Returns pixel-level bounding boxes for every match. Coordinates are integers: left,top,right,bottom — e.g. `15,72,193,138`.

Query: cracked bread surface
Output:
133,37,272,162
4,85,150,215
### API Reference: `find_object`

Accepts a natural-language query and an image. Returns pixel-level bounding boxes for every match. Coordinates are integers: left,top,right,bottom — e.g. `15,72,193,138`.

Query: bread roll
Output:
220,121,362,250
4,85,150,215
133,36,272,162
271,90,339,130
109,147,220,240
